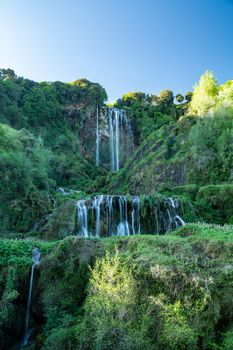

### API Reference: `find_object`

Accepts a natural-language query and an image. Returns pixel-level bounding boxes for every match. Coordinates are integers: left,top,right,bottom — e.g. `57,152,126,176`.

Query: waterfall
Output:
96,104,100,166
23,248,41,346
108,108,134,171
166,197,185,230
93,195,104,237
33,195,185,237
95,107,134,171
76,195,184,238
117,196,130,236
76,200,89,237
109,109,116,171
132,196,140,235
76,195,140,237
115,110,120,171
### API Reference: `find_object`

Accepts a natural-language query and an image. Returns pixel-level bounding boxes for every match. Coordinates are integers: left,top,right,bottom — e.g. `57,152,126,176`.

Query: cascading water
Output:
95,107,134,170
108,108,134,171
23,248,41,346
75,195,184,238
132,197,140,235
76,200,88,237
96,104,100,166
93,195,104,237
167,197,186,228
117,196,130,236
33,195,184,237
76,195,141,238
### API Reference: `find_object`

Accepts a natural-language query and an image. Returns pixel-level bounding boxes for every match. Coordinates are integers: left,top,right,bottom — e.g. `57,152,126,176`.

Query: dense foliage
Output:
0,69,107,233
1,225,233,349
0,123,53,233
1,68,233,349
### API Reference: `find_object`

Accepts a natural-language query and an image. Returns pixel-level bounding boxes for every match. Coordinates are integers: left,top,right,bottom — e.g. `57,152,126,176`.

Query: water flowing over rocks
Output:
34,195,184,239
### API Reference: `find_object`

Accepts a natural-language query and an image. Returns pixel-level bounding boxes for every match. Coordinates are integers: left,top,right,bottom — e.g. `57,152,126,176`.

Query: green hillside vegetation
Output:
1,69,233,349
1,224,233,349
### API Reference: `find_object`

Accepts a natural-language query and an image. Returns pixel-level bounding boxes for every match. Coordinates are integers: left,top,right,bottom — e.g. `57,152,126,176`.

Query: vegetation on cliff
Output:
1,69,233,349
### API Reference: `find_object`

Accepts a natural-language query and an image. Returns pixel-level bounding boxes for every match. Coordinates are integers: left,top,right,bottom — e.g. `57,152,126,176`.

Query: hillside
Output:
1,69,233,349
1,224,233,349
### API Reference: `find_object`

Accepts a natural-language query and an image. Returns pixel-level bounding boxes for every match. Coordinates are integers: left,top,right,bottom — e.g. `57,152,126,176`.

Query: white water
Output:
23,248,40,346
166,198,185,230
115,110,120,171
109,108,133,171
76,195,185,237
76,195,140,237
77,200,89,237
175,215,186,226
96,108,134,171
93,195,104,237
58,188,80,195
132,197,140,235
96,104,100,166
109,109,116,170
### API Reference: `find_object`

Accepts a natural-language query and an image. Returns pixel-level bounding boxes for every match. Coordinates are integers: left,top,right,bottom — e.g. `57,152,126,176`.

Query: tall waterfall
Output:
108,108,133,171
95,107,134,170
96,104,100,166
23,248,41,346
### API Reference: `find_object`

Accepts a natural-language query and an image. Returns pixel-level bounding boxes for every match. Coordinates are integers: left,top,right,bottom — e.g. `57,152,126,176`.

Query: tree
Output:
218,80,233,108
176,94,184,103
185,91,192,102
122,92,146,106
159,90,174,104
189,71,218,116
0,68,16,80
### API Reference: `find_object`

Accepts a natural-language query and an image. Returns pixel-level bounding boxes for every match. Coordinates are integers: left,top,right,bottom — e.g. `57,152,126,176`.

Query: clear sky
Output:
0,0,233,100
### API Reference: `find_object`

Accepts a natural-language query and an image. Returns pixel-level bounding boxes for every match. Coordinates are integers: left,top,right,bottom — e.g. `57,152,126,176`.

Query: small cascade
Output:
132,196,140,235
75,195,184,238
33,194,185,237
76,200,88,237
57,187,81,195
117,196,130,236
95,107,134,171
166,197,186,230
76,195,140,237
93,195,104,237
23,248,41,346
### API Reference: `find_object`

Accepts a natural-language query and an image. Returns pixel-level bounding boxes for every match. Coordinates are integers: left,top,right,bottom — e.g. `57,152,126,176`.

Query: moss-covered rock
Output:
36,200,77,240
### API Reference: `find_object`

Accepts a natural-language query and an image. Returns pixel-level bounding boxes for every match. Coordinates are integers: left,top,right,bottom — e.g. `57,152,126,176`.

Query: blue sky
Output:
0,0,233,100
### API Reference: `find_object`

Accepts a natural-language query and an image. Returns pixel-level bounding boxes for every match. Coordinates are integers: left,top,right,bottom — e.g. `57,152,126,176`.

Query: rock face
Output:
34,195,185,239
35,200,77,239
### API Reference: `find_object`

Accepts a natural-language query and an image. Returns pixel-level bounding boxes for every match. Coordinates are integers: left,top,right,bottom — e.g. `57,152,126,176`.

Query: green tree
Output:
218,80,233,108
185,91,192,102
176,93,184,103
189,71,218,116
159,90,174,104
77,252,150,350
